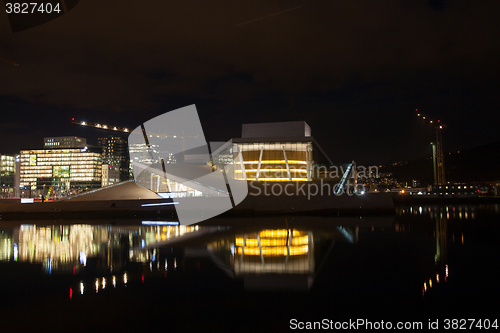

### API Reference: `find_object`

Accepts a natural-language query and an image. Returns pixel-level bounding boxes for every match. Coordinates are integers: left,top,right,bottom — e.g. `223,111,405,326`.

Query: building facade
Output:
98,136,130,182
20,137,102,198
229,121,332,182
101,164,120,187
44,136,87,148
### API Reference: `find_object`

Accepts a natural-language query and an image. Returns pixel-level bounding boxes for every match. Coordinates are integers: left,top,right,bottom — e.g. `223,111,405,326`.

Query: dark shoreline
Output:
392,195,500,204
2,195,498,221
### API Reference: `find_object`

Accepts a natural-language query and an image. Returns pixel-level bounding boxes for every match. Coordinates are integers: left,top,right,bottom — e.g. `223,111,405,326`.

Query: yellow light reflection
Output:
246,178,308,181
235,235,308,247
429,279,432,288
236,245,308,256
95,279,99,293
436,274,440,283
236,169,307,173
259,229,302,237
423,282,427,292
243,160,307,165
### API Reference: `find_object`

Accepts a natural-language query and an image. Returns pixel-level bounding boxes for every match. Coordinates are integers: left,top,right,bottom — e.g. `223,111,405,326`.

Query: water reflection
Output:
204,217,395,291
0,223,203,274
209,228,331,291
396,204,479,220
394,204,493,298
0,205,497,305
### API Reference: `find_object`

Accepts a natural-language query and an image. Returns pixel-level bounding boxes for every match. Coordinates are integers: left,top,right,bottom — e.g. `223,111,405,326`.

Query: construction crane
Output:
71,117,199,139
70,118,200,153
71,118,130,133
415,109,446,185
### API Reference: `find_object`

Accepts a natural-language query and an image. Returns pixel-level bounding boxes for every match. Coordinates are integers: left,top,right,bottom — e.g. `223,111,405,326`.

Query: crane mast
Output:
435,123,446,185
416,110,446,185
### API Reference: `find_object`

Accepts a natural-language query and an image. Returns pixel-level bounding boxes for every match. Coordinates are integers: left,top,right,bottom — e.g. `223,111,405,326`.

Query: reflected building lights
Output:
0,224,202,275
398,205,477,221
209,229,316,276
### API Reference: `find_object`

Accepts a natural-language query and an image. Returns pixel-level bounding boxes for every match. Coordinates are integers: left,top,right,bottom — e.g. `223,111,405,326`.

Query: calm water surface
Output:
0,204,498,331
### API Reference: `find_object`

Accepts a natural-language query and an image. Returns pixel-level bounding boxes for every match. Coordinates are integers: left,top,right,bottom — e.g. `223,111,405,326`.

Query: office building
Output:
44,136,87,148
102,164,120,187
19,137,102,198
0,154,15,197
98,136,130,182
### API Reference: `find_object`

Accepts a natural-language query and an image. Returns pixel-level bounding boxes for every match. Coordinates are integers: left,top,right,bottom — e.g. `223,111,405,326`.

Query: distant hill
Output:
379,141,500,185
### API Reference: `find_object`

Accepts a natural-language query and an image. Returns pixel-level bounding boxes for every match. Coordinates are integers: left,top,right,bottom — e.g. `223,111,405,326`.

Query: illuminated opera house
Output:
229,121,332,182
133,120,337,198
1,117,393,222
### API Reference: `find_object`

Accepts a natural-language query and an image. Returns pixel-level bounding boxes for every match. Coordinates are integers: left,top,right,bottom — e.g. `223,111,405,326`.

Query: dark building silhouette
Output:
98,136,130,182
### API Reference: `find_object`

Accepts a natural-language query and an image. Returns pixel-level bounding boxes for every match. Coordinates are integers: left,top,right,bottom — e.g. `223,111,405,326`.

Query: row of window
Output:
21,161,100,166
20,171,99,176
21,149,85,154
21,177,101,183
22,156,100,161
20,165,98,170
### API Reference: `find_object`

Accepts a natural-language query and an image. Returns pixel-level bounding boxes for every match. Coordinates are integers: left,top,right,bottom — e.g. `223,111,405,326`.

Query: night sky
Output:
1,0,500,164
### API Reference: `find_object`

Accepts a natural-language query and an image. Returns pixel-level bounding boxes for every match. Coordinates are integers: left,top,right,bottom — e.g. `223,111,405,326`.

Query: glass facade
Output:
233,142,313,181
19,148,102,195
98,136,130,182
135,169,206,198
0,154,15,195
